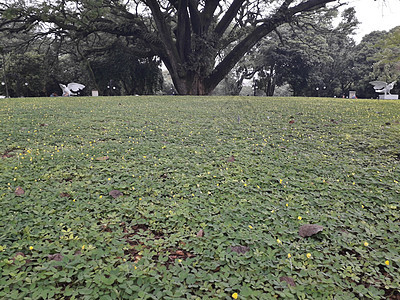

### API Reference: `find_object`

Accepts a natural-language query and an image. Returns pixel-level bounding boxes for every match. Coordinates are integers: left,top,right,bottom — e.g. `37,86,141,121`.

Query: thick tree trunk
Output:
176,76,209,95
151,0,337,95
165,64,210,95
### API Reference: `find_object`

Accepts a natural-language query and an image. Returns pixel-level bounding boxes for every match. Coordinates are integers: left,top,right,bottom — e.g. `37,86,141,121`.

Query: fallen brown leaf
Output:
229,245,250,254
109,190,123,198
15,186,25,196
280,276,296,287
196,229,205,237
96,156,109,161
227,155,235,162
299,224,324,237
48,253,64,261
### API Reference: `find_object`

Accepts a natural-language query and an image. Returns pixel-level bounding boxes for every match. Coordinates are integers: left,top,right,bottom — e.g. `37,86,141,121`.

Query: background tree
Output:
350,28,400,98
89,39,163,95
223,7,358,97
0,30,55,97
372,26,400,93
5,52,49,97
0,0,343,95
0,25,163,96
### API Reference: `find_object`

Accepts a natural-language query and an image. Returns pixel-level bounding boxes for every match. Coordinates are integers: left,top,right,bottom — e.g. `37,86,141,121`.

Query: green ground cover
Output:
0,96,399,299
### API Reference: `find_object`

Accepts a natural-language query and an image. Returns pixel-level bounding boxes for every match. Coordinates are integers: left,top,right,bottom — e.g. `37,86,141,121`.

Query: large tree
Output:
350,27,400,98
372,26,400,83
224,7,358,97
0,0,342,95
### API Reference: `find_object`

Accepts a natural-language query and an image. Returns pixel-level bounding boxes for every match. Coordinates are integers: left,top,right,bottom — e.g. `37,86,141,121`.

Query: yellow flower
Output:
279,179,283,184
364,242,369,247
298,216,302,220
29,246,34,250
385,260,390,266
288,253,292,258
232,293,238,299
285,203,289,207
99,195,103,199
277,239,282,244
82,245,85,250
306,253,312,259
248,225,253,229
107,178,111,181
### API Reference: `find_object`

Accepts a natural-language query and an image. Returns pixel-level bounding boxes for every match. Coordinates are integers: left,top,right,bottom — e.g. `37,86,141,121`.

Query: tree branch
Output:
206,0,337,91
200,0,220,32
145,0,183,76
214,0,246,38
176,0,192,60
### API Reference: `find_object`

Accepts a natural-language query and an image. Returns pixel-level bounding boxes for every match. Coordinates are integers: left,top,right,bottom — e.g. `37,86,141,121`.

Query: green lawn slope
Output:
1,96,399,299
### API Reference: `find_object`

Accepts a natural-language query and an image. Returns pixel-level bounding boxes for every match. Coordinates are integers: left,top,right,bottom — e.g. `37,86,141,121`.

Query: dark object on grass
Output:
227,155,235,162
196,229,204,237
15,186,25,196
229,245,250,254
96,156,109,161
280,276,296,287
109,190,123,198
48,253,64,261
299,224,324,237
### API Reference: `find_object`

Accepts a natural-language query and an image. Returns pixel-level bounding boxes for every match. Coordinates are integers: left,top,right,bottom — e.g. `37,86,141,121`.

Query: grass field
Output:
0,96,399,299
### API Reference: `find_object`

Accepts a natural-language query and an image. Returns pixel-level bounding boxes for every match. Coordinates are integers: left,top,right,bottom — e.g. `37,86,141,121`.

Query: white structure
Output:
369,81,398,99
349,91,356,99
59,82,85,96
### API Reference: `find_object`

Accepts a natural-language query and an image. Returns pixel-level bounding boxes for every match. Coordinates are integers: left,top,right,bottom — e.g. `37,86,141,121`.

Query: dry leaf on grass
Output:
109,190,123,198
96,156,109,161
229,245,250,254
299,224,324,237
196,229,205,237
280,276,296,287
15,186,25,196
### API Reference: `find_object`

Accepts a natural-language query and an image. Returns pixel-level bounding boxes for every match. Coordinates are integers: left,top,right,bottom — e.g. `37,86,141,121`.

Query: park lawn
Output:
0,95,399,299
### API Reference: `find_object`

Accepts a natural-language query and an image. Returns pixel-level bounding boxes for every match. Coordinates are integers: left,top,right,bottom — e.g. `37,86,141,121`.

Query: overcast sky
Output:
344,0,400,42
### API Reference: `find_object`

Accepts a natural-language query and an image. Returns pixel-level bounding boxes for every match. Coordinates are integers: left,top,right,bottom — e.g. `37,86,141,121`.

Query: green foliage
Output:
352,28,400,98
4,52,50,97
0,0,344,95
228,8,359,97
89,39,163,95
372,26,400,84
0,96,399,298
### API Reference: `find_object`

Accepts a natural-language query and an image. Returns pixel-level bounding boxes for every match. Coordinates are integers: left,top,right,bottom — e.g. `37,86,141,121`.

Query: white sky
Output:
344,0,400,42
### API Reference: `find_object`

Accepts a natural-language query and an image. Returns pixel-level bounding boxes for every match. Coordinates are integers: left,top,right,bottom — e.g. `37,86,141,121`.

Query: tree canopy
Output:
213,7,359,97
0,0,343,95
